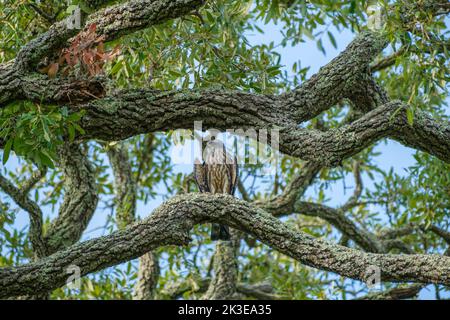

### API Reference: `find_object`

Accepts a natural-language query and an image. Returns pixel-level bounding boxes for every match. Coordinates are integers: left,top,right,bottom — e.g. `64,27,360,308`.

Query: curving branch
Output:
0,172,47,259
279,101,450,166
44,142,98,254
280,31,386,121
164,277,286,300
355,284,423,300
258,161,321,215
260,160,414,254
64,88,449,167
291,201,385,253
2,193,450,298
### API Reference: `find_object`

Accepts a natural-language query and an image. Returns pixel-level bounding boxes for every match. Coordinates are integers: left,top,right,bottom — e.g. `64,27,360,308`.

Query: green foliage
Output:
0,102,85,167
0,0,449,300
51,262,136,299
106,0,284,93
0,201,33,267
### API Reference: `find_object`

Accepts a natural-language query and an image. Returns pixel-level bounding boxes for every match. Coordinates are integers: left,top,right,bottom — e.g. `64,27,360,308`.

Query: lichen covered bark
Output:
44,142,98,254
203,234,239,300
2,193,450,298
107,143,136,228
133,252,160,300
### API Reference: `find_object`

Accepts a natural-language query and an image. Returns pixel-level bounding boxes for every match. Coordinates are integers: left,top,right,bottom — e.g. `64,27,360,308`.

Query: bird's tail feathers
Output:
211,223,230,241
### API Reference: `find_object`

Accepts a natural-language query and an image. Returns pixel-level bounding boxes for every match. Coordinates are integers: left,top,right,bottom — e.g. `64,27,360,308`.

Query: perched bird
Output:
194,137,238,241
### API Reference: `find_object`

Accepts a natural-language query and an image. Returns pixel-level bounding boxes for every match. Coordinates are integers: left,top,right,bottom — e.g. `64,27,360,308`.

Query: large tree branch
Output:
3,88,449,168
4,29,449,166
2,193,450,298
14,0,205,71
280,31,386,121
2,30,384,108
44,143,98,254
0,0,206,106
279,101,450,165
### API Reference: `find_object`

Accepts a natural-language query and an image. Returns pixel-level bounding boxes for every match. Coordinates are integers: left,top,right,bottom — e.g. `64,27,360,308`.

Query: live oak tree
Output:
0,0,449,300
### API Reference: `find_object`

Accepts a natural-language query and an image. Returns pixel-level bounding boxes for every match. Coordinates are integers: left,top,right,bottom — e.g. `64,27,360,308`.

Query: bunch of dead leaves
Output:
40,24,120,78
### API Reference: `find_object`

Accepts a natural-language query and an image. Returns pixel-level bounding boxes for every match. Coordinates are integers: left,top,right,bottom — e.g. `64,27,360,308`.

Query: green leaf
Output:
73,124,85,134
327,31,337,49
406,108,414,126
66,4,79,14
110,60,123,75
2,139,13,165
317,39,326,55
68,125,76,142
39,151,54,168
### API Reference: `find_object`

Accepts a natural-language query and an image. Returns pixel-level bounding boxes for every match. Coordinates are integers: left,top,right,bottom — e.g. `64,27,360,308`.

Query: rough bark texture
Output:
164,278,285,300
1,0,449,300
0,0,206,106
355,285,423,300
203,234,239,300
0,171,46,259
2,28,450,165
44,143,98,254
2,193,450,298
133,251,160,300
63,94,449,167
107,143,136,229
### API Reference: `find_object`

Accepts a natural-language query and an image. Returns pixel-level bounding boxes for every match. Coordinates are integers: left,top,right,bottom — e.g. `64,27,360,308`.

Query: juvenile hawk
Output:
194,138,238,241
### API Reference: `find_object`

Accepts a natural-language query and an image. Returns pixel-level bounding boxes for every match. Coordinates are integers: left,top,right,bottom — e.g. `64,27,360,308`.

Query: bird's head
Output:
203,135,226,164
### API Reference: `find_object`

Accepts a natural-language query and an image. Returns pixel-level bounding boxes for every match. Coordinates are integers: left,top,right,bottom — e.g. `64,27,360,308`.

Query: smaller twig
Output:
192,10,206,26
28,3,59,24
355,284,423,300
427,225,450,245
370,46,407,72
341,160,363,212
0,173,46,259
378,223,416,240
237,178,250,201
20,168,47,195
